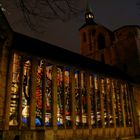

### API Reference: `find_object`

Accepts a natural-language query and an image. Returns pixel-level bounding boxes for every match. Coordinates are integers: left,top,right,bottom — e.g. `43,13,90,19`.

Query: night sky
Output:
2,0,140,53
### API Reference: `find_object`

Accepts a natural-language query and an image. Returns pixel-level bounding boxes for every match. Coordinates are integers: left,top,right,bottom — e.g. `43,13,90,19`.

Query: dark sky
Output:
3,0,140,54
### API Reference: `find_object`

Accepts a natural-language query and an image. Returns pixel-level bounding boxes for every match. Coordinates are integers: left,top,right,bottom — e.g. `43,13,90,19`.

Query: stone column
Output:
70,69,76,132
2,49,12,130
86,74,92,130
52,65,57,130
120,82,126,127
98,77,105,128
111,79,116,128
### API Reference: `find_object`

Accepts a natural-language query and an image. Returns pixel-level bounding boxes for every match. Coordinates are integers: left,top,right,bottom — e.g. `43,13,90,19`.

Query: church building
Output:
0,3,140,140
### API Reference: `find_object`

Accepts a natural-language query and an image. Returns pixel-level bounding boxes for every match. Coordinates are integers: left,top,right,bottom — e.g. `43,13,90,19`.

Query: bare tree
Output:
1,0,82,31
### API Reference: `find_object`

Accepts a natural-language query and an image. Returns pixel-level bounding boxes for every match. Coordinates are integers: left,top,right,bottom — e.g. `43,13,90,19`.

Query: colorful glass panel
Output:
95,76,102,127
89,75,96,128
101,78,109,127
57,67,64,127
106,78,114,127
81,72,88,127
64,67,72,127
9,53,21,126
22,60,31,126
74,70,81,127
123,84,132,127
35,60,44,126
114,80,123,127
45,64,53,127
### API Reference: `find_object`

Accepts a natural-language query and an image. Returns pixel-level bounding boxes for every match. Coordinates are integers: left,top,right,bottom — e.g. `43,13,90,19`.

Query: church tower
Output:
79,1,116,65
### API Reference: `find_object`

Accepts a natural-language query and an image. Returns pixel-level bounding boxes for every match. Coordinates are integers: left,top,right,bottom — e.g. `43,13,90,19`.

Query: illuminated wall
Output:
8,52,133,129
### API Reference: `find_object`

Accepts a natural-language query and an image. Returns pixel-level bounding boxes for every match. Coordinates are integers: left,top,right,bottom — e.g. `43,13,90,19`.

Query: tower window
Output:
98,33,105,50
83,32,87,42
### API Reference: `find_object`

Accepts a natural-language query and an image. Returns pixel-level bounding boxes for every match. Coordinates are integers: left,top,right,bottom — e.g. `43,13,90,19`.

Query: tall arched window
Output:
35,60,44,127
9,53,21,126
22,59,31,127
45,63,53,127
56,66,64,127
98,33,105,50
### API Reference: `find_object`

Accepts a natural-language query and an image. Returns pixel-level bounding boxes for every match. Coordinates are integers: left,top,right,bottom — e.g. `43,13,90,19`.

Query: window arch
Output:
98,33,105,50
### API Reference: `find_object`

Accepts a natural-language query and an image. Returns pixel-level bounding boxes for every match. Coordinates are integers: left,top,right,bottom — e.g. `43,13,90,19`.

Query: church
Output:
0,2,140,140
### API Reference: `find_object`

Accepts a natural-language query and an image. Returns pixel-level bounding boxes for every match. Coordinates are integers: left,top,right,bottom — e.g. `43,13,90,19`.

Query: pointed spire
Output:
85,0,94,23
85,0,93,13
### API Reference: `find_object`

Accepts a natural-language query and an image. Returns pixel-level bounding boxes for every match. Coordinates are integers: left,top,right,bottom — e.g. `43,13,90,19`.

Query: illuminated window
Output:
81,72,88,127
115,81,123,127
101,78,109,127
112,80,123,127
122,84,132,127
89,74,97,128
22,60,31,127
95,76,102,127
35,60,44,126
64,67,72,127
9,53,21,126
106,78,114,127
57,66,64,127
74,70,82,128
45,63,53,127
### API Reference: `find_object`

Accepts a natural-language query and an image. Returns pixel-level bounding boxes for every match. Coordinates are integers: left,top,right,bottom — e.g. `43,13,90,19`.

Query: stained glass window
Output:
35,60,44,126
81,72,88,127
45,63,53,127
112,80,118,126
57,66,64,127
95,76,102,127
74,70,81,128
112,80,123,127
123,84,132,127
114,80,123,127
106,78,113,127
64,67,72,127
9,53,21,126
101,78,109,127
89,74,96,128
22,60,31,126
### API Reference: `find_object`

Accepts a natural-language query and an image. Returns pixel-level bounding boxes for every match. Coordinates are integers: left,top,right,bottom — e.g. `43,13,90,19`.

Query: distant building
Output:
0,4,139,140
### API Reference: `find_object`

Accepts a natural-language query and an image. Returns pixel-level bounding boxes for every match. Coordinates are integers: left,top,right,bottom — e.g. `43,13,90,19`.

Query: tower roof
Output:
85,0,93,13
84,0,95,24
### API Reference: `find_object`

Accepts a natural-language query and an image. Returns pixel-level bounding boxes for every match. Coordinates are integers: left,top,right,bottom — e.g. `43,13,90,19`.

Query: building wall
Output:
0,49,134,140
80,25,140,80
0,9,138,140
0,30,12,131
79,25,114,65
114,26,140,78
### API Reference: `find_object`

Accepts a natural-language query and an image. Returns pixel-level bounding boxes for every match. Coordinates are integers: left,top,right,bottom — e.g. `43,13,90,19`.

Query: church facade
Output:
0,6,139,140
